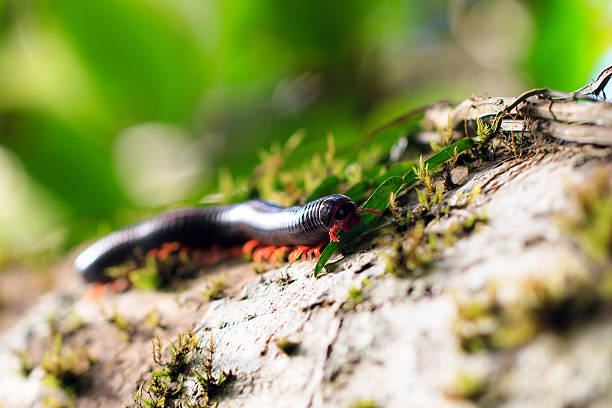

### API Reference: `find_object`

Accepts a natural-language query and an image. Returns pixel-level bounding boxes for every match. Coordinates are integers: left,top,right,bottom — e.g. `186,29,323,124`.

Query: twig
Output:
572,65,612,99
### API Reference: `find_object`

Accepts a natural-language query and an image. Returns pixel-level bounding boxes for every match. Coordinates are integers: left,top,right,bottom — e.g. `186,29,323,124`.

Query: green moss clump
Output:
201,275,228,301
343,278,371,311
274,337,300,356
560,170,612,264
192,332,234,405
105,305,133,341
106,243,206,291
454,266,606,353
41,334,96,395
143,309,162,330
134,329,233,408
385,210,487,278
12,348,35,377
447,370,489,401
346,398,381,408
135,328,200,407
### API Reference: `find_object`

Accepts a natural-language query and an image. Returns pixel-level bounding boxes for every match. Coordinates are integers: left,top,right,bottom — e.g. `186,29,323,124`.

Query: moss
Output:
106,242,208,291
447,170,612,353
383,154,487,277
104,305,133,341
132,246,202,290
41,334,96,395
447,370,489,401
192,332,234,405
201,275,228,301
346,398,381,408
156,329,201,381
475,117,493,144
454,264,607,353
343,278,371,311
61,311,86,336
598,268,612,300
387,206,488,278
275,270,295,286
560,170,612,264
46,313,61,337
143,309,162,330
135,329,233,408
384,221,432,277
135,328,201,407
42,394,76,408
12,348,35,377
274,337,300,356
430,121,454,153
46,311,86,339
128,255,163,290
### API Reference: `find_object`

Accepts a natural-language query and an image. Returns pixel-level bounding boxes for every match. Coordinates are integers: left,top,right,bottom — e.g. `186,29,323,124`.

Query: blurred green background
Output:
0,0,611,265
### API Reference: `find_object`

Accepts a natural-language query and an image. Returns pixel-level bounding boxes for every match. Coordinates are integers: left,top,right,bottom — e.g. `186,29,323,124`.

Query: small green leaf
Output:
314,241,339,278
306,176,341,202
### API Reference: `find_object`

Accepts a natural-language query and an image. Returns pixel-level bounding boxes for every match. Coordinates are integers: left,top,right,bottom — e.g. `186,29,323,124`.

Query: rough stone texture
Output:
0,144,611,407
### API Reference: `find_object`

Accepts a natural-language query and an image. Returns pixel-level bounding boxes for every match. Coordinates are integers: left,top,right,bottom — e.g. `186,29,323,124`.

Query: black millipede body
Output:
74,194,361,282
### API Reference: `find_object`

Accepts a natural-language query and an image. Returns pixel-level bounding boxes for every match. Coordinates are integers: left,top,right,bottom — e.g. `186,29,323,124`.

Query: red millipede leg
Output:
242,239,261,256
329,224,342,242
84,283,108,300
205,245,222,265
253,246,276,263
288,246,306,263
156,241,182,261
304,244,324,260
270,246,290,263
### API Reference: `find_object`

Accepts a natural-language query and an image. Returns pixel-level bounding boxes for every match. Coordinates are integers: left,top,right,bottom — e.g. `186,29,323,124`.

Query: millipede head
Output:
318,194,383,243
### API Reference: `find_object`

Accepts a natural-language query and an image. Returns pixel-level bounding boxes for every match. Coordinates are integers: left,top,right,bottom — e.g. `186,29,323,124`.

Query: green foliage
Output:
524,0,612,91
1,0,609,266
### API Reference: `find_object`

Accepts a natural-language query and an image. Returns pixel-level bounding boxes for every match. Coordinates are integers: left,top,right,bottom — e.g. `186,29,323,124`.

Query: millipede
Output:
74,194,381,282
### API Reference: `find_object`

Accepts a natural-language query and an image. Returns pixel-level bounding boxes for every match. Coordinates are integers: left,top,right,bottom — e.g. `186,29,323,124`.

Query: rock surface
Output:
0,144,611,407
